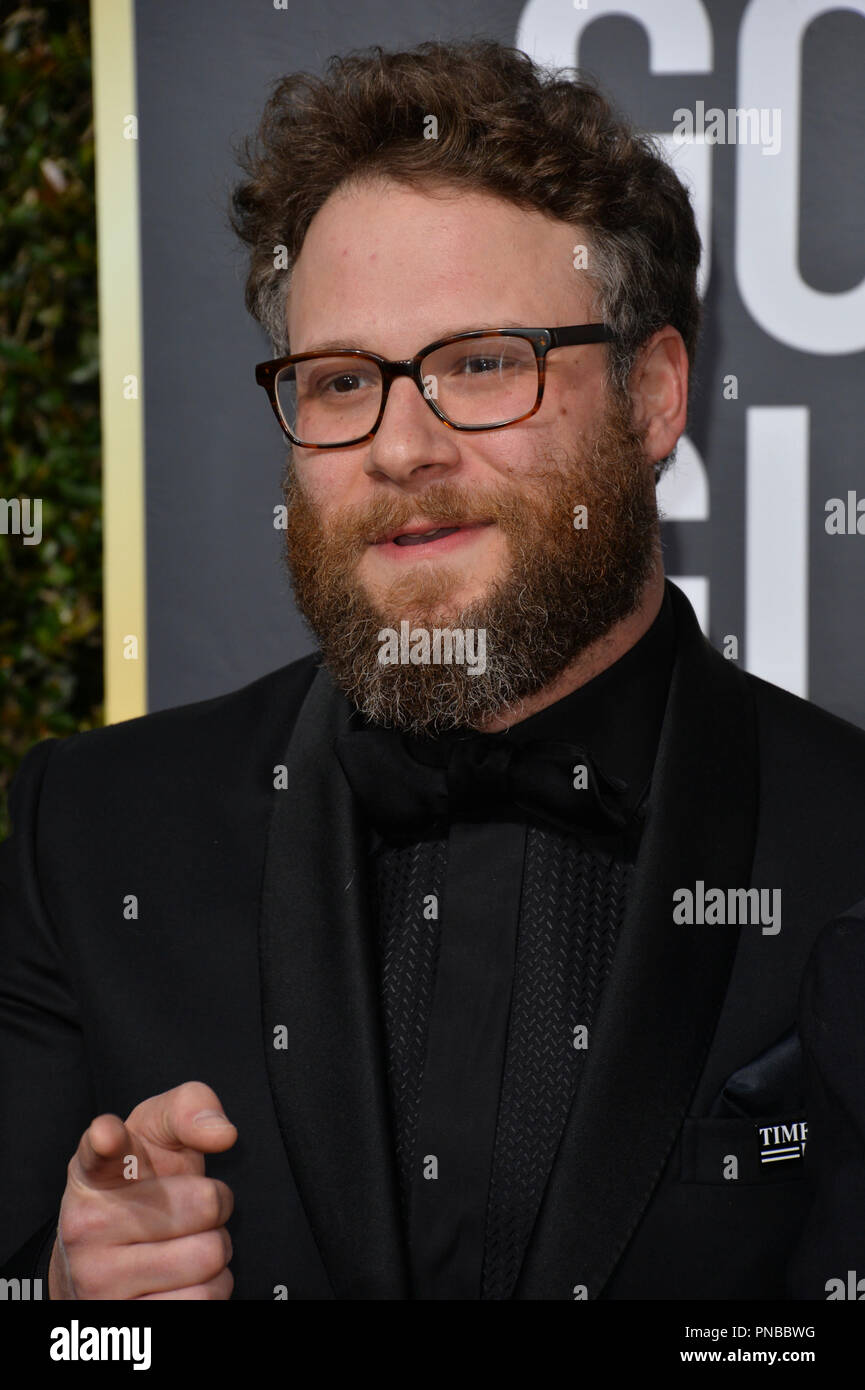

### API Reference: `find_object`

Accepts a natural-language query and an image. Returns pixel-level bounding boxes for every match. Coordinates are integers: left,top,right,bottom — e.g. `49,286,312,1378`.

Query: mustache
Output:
283,473,547,560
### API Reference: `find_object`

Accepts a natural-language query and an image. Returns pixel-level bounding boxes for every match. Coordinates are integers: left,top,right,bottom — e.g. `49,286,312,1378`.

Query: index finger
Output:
74,1112,149,1190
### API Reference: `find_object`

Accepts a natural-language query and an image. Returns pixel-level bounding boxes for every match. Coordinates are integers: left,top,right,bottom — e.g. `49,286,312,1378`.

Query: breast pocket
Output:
680,1114,810,1185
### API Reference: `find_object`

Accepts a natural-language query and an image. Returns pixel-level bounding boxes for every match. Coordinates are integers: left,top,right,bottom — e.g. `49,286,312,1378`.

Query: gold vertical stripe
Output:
91,0,147,722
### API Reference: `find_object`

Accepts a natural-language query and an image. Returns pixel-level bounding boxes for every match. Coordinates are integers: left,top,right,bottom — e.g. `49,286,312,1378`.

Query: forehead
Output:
287,177,597,353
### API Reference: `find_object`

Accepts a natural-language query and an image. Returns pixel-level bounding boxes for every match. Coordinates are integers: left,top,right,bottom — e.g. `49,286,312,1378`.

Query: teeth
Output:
393,527,459,546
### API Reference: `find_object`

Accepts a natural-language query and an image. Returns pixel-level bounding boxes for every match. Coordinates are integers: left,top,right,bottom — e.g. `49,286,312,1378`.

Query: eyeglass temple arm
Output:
548,325,615,348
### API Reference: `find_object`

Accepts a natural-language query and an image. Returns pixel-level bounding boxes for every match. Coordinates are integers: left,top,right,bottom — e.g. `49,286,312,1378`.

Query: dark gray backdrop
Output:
134,0,865,726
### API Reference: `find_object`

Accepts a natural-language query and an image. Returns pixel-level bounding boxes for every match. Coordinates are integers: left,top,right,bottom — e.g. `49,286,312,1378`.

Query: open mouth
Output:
392,526,461,546
371,521,492,549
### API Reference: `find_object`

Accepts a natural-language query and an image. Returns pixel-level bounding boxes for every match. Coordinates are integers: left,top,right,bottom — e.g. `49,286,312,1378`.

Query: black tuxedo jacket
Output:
3,580,865,1300
787,906,865,1299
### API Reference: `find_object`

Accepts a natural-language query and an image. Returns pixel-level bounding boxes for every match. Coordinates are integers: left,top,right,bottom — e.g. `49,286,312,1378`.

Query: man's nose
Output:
364,375,461,485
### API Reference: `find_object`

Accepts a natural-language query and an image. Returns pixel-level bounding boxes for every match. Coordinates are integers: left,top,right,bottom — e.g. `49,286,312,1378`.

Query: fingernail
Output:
193,1109,232,1127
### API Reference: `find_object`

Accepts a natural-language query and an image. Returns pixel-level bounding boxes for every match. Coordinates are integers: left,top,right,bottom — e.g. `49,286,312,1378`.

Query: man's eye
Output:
457,355,525,376
460,356,507,375
314,372,370,395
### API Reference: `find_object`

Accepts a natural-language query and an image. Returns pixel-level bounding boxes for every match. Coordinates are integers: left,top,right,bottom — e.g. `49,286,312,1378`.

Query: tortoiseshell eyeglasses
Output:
255,323,615,449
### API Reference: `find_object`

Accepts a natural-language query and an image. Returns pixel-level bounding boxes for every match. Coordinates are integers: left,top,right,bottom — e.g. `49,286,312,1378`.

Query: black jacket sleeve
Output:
0,738,95,1282
788,906,865,1299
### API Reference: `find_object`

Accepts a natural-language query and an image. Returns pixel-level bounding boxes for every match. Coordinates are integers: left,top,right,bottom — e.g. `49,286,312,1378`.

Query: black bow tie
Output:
333,726,643,845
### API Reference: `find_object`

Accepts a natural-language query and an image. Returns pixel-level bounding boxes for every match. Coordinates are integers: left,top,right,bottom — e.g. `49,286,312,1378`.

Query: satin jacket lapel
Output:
258,665,408,1299
515,582,759,1299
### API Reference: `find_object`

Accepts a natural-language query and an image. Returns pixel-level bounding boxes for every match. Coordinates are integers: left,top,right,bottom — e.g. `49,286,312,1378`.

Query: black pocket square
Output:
710,1026,803,1120
680,1028,808,1185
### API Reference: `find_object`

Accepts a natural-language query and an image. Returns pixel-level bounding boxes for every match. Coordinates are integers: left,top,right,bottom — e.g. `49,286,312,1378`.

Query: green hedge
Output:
0,3,102,840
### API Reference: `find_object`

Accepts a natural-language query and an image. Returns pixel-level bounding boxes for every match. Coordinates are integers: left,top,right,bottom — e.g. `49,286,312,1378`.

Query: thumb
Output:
125,1080,238,1172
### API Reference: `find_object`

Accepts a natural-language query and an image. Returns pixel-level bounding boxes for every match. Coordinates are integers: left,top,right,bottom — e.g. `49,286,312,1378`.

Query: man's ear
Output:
628,327,689,465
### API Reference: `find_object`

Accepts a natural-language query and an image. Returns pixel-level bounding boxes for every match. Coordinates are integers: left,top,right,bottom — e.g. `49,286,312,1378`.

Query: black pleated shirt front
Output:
367,588,677,1299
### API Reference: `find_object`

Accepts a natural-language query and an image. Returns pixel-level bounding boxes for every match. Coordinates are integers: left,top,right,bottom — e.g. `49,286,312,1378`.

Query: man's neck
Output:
473,566,667,734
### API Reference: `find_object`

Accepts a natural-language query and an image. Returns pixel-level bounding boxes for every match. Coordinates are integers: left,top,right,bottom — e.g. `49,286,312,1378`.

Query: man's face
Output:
282,177,660,731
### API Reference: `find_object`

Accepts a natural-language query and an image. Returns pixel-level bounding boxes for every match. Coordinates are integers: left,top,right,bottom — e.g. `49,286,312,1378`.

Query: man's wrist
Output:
45,1226,63,1300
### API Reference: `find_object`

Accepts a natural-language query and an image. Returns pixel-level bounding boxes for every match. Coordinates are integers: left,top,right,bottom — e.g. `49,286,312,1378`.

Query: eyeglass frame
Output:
254,323,616,449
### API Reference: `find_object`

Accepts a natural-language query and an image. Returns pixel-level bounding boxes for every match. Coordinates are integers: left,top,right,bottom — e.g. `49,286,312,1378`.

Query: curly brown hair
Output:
229,37,701,420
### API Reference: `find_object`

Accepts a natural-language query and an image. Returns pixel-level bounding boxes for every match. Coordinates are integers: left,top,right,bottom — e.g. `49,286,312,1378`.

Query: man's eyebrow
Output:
295,322,534,355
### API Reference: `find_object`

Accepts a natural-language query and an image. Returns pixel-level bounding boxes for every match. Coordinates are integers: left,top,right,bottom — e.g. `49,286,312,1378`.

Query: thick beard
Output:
281,396,660,733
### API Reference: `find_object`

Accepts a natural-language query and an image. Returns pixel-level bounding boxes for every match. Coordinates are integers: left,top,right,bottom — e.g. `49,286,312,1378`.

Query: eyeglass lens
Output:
277,334,539,444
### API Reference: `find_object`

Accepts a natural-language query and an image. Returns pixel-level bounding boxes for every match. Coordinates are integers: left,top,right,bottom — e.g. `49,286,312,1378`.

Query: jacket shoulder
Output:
744,669,865,766
740,670,865,836
8,653,323,822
